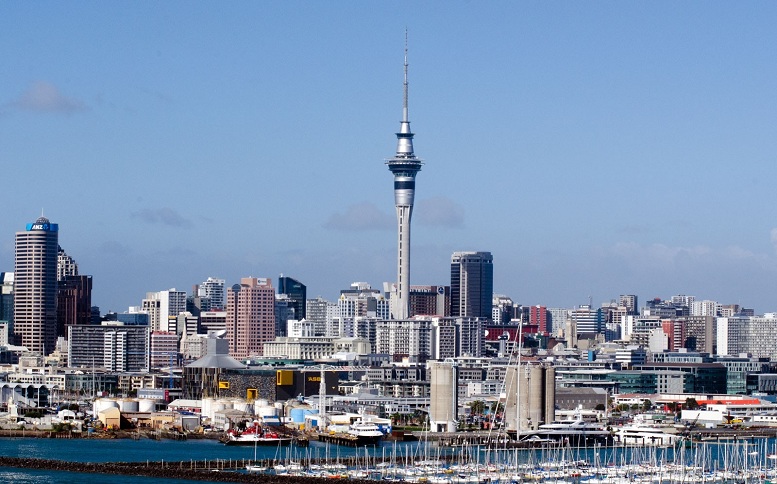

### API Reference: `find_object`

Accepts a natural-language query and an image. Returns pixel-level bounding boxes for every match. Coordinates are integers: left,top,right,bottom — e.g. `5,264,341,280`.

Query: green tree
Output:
469,400,486,417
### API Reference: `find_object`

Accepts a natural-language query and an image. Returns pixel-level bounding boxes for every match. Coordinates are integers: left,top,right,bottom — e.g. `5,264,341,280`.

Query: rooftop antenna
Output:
403,28,409,123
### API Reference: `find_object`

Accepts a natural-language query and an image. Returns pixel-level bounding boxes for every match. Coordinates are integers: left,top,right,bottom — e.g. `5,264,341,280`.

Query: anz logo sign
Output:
26,222,58,232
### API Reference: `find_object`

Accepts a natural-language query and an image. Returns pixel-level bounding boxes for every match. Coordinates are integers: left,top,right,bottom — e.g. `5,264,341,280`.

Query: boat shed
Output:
98,406,121,429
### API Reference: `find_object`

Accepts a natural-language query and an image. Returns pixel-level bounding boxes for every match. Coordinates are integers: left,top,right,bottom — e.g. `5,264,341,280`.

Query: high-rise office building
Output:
56,275,92,337
225,277,275,359
14,216,59,355
306,297,331,337
571,305,605,336
492,295,514,325
0,272,13,328
386,40,423,320
274,295,294,337
142,289,186,332
408,285,450,317
0,273,13,346
450,251,494,321
68,323,150,372
530,305,549,335
278,275,306,320
619,295,638,315
199,310,227,334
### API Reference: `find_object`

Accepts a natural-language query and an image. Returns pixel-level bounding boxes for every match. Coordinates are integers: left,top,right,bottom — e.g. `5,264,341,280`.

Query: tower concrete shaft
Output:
386,38,423,319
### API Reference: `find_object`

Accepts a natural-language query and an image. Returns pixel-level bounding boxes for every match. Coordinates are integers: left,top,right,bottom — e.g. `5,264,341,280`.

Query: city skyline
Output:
3,4,777,312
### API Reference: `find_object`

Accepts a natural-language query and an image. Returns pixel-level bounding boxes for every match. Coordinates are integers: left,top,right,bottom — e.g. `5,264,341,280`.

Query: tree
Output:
685,397,700,410
490,401,504,415
469,400,486,417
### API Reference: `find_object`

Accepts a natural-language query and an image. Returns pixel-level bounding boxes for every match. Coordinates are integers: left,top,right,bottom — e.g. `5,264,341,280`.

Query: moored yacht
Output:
347,419,384,445
535,409,612,445
614,421,678,446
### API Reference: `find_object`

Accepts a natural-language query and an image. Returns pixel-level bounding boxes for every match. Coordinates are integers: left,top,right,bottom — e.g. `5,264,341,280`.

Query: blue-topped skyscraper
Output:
386,38,423,320
14,216,59,355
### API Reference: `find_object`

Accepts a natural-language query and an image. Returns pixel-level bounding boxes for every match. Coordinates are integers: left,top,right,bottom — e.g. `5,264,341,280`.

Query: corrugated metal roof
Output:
186,353,246,369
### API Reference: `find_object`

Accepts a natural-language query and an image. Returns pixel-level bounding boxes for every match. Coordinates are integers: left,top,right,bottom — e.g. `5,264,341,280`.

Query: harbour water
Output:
0,437,417,483
1,436,777,482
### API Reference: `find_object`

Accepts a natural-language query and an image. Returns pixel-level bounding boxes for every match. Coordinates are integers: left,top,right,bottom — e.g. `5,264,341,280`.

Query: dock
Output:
309,431,373,447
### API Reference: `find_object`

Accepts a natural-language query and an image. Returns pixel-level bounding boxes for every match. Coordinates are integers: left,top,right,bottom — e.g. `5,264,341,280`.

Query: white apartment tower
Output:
57,247,78,281
142,289,187,332
198,277,225,310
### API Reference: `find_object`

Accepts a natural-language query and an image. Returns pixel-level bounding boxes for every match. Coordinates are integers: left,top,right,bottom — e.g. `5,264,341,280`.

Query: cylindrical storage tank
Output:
290,408,317,423
202,398,214,420
232,399,250,413
93,398,119,415
138,399,156,413
529,366,544,430
119,398,139,413
256,399,269,408
428,361,457,433
211,401,226,418
503,367,519,433
544,367,556,426
256,405,276,418
518,366,530,431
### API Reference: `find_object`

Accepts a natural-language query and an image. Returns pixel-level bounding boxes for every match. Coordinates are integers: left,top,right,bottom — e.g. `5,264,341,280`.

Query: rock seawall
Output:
0,457,373,483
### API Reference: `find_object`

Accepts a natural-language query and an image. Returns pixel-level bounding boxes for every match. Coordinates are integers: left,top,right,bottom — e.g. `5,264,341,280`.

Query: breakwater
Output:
0,456,374,483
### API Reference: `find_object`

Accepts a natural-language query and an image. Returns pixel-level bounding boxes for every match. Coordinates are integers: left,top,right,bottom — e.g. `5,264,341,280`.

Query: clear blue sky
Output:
2,2,777,313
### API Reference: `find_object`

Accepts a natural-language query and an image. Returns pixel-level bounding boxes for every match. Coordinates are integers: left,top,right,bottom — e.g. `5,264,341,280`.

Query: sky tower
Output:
386,37,423,319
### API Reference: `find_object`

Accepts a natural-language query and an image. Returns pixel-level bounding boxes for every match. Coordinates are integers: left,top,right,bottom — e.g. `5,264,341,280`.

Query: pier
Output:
310,431,371,447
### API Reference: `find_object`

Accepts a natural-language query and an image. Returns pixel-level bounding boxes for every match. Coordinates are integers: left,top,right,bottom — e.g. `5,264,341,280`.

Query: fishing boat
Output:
224,421,293,446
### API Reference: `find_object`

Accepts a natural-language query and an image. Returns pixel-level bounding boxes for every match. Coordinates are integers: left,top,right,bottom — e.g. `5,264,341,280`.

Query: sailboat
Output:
245,423,268,473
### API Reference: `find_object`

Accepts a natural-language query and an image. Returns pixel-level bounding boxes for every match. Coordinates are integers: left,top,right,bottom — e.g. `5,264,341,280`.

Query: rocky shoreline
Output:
0,428,226,440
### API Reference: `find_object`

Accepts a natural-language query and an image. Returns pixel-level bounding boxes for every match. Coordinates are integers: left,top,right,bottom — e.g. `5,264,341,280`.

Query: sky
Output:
2,3,777,314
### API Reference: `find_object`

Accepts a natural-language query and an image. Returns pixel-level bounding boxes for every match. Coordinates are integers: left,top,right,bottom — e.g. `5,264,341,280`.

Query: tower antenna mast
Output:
386,31,424,320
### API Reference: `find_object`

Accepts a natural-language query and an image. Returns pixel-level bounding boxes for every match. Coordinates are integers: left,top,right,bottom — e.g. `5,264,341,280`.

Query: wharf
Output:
411,430,516,447
309,431,369,447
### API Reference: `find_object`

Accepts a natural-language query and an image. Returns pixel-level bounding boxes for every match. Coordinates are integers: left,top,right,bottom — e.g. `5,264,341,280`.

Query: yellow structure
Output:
97,407,121,429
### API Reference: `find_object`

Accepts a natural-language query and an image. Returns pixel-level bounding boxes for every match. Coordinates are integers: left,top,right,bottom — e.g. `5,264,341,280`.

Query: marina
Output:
2,434,777,483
